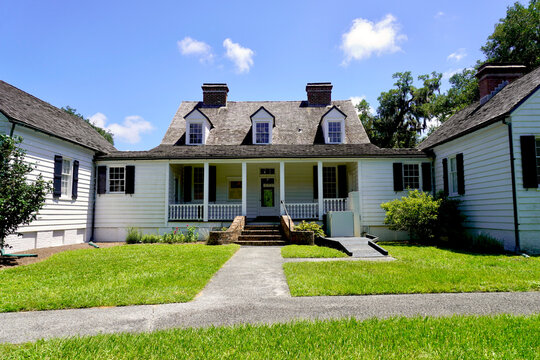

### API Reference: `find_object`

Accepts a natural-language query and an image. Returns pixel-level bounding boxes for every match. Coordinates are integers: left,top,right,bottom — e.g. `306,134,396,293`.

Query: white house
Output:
420,64,540,254
0,81,116,252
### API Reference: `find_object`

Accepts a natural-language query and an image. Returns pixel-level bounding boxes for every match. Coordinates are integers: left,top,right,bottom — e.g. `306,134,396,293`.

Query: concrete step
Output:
244,225,280,231
241,230,281,236
238,234,284,241
234,240,287,246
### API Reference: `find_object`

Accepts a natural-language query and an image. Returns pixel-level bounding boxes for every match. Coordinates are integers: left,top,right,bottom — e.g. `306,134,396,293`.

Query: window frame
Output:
402,163,421,190
228,177,242,201
108,166,126,194
60,158,72,197
536,138,540,185
327,120,343,144
322,166,337,199
186,121,205,145
448,156,459,196
252,120,272,145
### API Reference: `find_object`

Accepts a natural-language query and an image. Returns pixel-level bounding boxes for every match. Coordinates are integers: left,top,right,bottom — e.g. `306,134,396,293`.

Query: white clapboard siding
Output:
3,122,96,251
509,88,540,253
432,121,516,249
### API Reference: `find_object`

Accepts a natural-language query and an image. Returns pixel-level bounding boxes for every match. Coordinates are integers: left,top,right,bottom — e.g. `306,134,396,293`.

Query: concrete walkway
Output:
1,246,539,344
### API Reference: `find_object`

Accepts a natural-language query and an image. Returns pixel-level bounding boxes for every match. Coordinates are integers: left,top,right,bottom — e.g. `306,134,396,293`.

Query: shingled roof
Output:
0,80,116,154
98,144,427,160
161,100,370,146
419,66,540,150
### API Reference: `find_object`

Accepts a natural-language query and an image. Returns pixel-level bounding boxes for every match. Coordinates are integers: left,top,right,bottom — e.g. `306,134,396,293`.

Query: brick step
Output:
244,225,280,231
241,230,281,236
234,240,287,246
238,235,284,241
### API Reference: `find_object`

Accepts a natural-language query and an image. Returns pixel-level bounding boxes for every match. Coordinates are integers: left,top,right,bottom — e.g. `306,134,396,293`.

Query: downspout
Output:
502,118,520,253
90,159,97,242
9,122,16,136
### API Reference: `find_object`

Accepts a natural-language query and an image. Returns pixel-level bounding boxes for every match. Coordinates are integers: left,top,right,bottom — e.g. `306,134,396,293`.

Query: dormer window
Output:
328,121,342,143
189,123,203,144
255,122,271,144
321,106,346,144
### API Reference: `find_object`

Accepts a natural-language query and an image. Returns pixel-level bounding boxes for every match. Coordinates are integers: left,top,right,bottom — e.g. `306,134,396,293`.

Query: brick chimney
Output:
476,63,526,101
306,82,333,106
202,83,229,107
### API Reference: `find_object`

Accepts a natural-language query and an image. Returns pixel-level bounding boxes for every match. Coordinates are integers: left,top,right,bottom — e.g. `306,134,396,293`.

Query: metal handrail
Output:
280,200,292,232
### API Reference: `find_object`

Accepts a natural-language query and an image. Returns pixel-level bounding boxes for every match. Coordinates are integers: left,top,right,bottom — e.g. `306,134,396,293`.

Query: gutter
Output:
502,118,520,252
89,158,97,242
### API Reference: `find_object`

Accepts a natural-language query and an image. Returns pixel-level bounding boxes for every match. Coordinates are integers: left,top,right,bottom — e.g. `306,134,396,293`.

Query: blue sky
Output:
0,0,519,150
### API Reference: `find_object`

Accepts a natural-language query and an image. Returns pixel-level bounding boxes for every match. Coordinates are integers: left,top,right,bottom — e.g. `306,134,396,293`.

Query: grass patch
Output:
1,315,538,359
284,243,540,296
281,245,347,258
0,244,239,312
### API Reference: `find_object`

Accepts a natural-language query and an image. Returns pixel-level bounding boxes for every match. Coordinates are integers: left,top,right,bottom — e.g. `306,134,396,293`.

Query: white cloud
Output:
442,67,464,80
340,14,407,64
223,38,254,73
447,48,467,62
434,11,445,19
350,96,376,115
89,113,154,144
177,37,214,63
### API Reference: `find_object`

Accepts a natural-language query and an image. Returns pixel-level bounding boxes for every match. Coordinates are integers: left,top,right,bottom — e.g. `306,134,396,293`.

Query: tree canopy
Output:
0,134,50,249
62,106,114,145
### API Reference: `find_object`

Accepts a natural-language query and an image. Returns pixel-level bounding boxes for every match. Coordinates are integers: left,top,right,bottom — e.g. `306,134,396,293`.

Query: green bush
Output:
381,189,441,244
162,228,186,244
125,227,142,244
434,192,466,247
295,221,325,238
185,225,199,242
141,234,161,244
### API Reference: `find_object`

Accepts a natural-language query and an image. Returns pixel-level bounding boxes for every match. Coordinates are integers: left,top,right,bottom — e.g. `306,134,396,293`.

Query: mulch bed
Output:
0,242,124,269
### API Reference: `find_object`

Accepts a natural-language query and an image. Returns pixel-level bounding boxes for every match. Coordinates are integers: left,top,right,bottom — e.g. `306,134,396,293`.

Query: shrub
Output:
381,189,441,244
434,191,466,247
185,225,199,242
141,234,161,244
162,227,186,244
125,227,142,244
295,221,325,238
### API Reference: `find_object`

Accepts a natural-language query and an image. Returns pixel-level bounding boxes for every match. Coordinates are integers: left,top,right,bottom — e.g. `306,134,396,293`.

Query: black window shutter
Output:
421,162,432,192
125,165,135,194
313,166,318,199
393,163,403,192
97,166,107,194
53,155,63,197
456,153,465,195
521,135,538,188
72,160,79,199
183,166,192,202
337,165,347,198
209,165,216,202
442,158,449,195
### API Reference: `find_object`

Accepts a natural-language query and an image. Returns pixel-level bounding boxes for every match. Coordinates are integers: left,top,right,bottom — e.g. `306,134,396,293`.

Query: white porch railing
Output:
324,198,348,213
169,204,203,221
287,202,318,219
208,204,242,221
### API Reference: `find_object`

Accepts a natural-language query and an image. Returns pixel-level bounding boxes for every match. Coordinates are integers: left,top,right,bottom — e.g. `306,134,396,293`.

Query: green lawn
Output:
1,315,538,359
281,245,347,258
0,244,239,312
283,243,540,296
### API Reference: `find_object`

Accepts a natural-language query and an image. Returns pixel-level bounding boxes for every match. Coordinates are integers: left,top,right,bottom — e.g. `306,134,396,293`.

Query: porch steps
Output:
234,224,288,246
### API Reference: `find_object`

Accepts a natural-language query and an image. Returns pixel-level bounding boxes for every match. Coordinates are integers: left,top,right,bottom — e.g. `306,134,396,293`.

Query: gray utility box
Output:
326,211,355,237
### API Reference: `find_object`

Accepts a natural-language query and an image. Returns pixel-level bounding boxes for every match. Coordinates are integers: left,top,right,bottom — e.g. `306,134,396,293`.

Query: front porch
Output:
167,161,356,222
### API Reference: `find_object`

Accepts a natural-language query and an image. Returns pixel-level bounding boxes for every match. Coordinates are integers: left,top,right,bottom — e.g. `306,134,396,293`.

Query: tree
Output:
0,134,51,249
481,0,540,69
62,106,114,145
358,71,442,148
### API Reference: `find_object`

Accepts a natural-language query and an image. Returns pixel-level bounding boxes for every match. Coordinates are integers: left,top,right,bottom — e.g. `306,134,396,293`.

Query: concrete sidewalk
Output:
1,246,539,344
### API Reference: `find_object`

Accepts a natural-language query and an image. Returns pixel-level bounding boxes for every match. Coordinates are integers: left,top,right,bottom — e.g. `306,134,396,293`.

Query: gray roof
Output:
0,80,116,153
161,100,370,145
419,66,540,150
98,144,427,160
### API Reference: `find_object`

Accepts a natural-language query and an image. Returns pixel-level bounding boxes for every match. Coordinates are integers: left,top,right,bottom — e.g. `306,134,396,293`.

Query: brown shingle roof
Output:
98,144,427,160
0,80,116,153
161,100,370,146
419,66,540,150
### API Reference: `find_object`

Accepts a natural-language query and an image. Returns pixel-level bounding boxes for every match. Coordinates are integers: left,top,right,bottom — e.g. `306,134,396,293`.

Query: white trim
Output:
203,162,209,222
186,121,205,145
326,120,343,144
448,156,458,196
280,161,285,214
317,161,323,220
241,162,247,216
60,157,72,197
252,119,273,144
107,166,126,194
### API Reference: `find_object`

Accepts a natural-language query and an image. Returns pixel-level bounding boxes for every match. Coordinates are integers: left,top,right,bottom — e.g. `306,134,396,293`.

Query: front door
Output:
258,169,278,217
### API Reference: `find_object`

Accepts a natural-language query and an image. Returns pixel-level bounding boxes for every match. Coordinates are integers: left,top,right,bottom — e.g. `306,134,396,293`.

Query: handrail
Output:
280,200,292,231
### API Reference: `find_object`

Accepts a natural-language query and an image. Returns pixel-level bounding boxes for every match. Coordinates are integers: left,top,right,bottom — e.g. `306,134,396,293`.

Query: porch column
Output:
203,162,209,222
318,161,324,220
241,162,247,216
280,161,285,215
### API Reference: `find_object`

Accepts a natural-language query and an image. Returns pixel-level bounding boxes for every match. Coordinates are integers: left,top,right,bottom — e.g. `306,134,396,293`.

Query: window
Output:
228,180,242,200
328,121,342,143
260,168,275,175
449,157,458,195
189,123,203,144
193,167,204,200
255,122,270,144
403,164,419,189
109,167,125,193
61,159,71,196
323,166,337,198
536,139,540,184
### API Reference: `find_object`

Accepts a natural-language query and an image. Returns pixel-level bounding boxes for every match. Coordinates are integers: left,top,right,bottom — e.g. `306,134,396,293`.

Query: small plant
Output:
220,226,229,231
295,221,325,238
141,233,161,244
381,189,441,244
469,233,505,254
185,225,199,242
125,227,142,244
